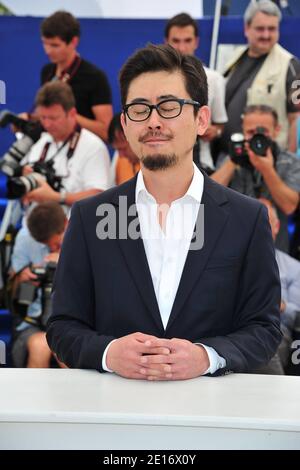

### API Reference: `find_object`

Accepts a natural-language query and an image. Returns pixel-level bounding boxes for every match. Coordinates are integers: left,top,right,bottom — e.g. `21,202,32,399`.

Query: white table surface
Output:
0,368,300,449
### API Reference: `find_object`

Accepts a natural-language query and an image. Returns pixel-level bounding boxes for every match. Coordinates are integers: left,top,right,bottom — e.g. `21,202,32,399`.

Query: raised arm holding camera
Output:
212,104,300,252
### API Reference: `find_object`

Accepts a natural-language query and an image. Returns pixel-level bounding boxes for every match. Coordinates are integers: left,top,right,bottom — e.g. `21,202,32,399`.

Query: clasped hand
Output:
106,332,210,381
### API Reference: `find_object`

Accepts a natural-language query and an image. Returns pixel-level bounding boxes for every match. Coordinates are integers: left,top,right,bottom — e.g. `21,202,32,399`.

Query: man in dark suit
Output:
47,44,282,380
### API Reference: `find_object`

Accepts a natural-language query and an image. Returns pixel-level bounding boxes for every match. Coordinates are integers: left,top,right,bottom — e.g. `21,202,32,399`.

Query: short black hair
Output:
40,10,80,43
108,113,123,144
27,202,66,244
35,82,76,112
119,43,208,115
165,12,199,39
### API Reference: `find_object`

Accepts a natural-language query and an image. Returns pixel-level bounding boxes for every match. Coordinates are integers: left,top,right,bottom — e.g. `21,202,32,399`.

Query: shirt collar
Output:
42,132,64,147
135,162,204,204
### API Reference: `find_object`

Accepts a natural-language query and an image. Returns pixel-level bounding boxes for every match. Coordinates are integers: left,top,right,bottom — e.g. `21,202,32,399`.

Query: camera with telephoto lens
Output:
0,110,43,177
16,261,57,329
6,160,62,199
229,127,272,168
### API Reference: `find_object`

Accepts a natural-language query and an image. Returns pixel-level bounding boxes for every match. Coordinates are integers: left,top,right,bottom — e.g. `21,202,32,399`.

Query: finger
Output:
117,371,153,380
266,148,274,160
147,375,173,381
144,338,172,349
142,346,171,356
140,354,172,366
246,145,260,161
148,371,189,381
136,340,171,355
134,333,159,343
246,146,254,158
139,366,173,379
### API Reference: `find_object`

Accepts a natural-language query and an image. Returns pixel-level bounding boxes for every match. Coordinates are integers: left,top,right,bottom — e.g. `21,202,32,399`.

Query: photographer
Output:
222,1,300,152
212,104,300,252
10,202,67,368
18,81,110,211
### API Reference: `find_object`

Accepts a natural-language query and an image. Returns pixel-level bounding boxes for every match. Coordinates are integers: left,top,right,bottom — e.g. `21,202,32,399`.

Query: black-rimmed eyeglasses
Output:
123,98,201,122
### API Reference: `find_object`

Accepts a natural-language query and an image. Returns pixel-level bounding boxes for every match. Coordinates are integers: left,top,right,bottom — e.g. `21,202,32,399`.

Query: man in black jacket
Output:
47,44,282,380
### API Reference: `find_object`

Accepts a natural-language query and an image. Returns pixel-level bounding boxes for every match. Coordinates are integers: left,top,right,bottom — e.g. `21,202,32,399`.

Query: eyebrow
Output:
129,94,179,104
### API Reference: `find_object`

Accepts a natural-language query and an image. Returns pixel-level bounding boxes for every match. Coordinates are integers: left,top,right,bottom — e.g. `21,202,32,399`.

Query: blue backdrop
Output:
203,0,300,16
0,13,300,346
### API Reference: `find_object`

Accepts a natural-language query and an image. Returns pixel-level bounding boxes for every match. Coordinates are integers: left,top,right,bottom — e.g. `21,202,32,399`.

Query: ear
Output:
274,122,281,138
196,106,211,137
69,107,77,119
70,36,79,49
120,112,127,134
274,218,280,237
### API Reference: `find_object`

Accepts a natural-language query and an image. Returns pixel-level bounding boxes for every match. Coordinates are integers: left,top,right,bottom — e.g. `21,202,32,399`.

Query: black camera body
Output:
16,262,57,329
229,127,272,168
6,160,62,199
0,110,43,178
0,110,63,199
31,262,56,285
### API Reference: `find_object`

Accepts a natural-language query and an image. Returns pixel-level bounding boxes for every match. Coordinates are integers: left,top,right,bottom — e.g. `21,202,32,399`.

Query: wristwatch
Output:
59,189,67,205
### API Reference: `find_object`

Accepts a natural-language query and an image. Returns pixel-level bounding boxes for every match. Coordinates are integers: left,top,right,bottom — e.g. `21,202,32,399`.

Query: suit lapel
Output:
112,178,164,332
110,175,230,333
166,176,230,330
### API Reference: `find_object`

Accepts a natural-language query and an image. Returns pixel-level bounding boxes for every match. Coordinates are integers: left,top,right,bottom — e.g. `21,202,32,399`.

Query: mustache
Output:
139,131,173,143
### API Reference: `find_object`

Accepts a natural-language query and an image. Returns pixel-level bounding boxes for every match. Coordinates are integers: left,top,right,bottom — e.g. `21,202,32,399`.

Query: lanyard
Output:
39,125,81,163
52,54,82,83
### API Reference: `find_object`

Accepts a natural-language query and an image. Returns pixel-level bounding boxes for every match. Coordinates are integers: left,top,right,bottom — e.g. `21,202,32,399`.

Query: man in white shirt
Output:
20,81,110,210
164,12,228,171
47,44,281,380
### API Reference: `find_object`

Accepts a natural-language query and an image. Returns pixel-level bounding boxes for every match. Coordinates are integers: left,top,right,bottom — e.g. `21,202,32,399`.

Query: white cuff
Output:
102,339,117,372
198,343,226,375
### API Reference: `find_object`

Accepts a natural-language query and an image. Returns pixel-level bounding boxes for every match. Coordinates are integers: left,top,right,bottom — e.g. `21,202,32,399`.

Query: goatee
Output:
141,153,178,171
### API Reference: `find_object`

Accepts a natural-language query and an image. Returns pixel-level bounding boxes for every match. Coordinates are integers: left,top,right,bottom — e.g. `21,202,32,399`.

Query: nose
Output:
147,108,162,129
43,45,51,55
41,118,51,129
261,29,270,39
177,43,187,54
41,118,54,133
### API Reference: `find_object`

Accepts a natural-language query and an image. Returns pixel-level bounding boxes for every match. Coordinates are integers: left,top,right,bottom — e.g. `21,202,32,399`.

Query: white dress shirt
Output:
23,129,111,194
199,67,227,170
103,164,226,374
